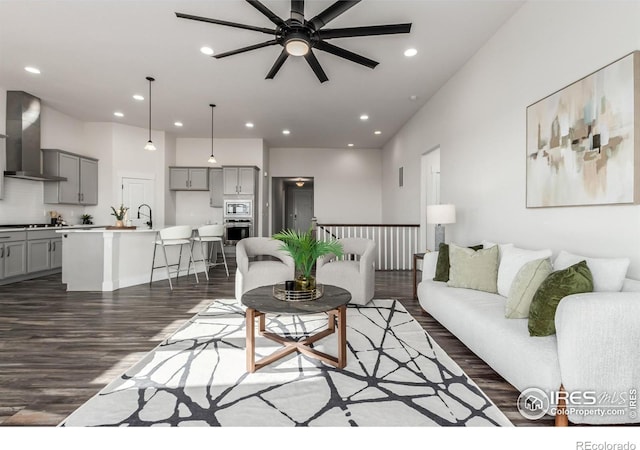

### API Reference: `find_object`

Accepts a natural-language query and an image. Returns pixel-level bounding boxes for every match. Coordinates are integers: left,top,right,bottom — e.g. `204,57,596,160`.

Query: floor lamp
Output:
426,204,456,250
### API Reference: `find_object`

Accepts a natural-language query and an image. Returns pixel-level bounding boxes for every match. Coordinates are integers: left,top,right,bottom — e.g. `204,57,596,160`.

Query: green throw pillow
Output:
505,258,553,319
433,242,483,282
528,260,593,336
447,244,499,293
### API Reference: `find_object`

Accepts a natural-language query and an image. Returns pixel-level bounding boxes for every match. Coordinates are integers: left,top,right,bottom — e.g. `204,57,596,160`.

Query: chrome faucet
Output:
137,204,152,229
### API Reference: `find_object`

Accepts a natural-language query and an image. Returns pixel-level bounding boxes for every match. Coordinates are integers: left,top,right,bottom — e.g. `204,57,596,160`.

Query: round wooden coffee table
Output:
241,284,351,372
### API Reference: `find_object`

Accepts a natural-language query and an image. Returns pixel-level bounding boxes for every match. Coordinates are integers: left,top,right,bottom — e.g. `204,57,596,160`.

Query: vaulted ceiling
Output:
0,0,523,148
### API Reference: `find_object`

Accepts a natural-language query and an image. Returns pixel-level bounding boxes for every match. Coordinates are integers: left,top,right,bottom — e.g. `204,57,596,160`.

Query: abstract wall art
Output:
526,51,640,207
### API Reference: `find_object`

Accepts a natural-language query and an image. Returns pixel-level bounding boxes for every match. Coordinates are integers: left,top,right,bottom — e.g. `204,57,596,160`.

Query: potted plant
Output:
80,214,93,225
110,204,129,227
272,227,343,290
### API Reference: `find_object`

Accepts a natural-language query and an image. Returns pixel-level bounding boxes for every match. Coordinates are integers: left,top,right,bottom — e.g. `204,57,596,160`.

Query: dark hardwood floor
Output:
0,258,552,427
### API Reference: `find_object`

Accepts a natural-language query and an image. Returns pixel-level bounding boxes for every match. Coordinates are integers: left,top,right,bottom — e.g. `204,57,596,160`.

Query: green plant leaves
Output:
272,227,343,278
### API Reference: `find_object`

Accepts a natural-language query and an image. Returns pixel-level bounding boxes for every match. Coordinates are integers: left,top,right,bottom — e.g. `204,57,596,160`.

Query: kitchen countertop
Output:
0,225,108,232
56,227,156,233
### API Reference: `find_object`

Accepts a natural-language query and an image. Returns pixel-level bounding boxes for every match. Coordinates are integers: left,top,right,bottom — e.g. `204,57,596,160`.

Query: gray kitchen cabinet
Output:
2,241,27,279
43,149,99,205
209,168,223,207
79,158,98,204
223,166,258,195
27,237,62,273
169,167,209,191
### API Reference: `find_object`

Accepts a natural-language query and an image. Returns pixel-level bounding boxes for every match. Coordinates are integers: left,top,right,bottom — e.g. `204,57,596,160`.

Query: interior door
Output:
121,177,155,228
290,188,313,233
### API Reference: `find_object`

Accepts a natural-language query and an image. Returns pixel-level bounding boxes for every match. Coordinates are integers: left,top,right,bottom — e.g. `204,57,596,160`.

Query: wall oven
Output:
224,199,253,245
224,219,252,245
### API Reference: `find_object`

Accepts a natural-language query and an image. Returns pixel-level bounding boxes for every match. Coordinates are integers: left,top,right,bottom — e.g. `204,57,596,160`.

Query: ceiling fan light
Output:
285,38,309,56
144,140,156,151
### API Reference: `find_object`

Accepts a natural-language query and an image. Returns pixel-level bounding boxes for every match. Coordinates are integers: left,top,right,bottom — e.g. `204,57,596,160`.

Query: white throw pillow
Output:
497,246,552,297
553,250,630,292
481,240,514,264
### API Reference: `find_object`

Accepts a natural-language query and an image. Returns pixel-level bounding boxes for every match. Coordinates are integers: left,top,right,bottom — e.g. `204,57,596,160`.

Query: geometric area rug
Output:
60,299,512,427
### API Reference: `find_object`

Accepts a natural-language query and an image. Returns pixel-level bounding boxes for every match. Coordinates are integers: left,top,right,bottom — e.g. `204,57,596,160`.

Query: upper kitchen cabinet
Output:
223,166,258,196
0,134,5,200
169,167,209,191
209,168,223,207
42,149,99,205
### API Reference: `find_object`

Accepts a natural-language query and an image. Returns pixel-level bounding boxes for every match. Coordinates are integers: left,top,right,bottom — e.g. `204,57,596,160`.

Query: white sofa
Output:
417,249,640,426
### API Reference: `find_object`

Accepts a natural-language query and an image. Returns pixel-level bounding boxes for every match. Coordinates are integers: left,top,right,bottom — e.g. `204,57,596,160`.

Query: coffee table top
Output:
241,284,351,314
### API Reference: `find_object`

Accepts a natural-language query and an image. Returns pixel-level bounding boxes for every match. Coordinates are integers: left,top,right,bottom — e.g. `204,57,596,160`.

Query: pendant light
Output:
208,104,217,164
144,76,156,151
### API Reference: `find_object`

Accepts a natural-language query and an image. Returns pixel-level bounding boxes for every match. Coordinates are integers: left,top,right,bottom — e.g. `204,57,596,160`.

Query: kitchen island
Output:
57,228,205,291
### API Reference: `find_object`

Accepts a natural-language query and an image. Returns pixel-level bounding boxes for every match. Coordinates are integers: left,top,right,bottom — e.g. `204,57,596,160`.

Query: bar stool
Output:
150,225,199,290
192,224,229,279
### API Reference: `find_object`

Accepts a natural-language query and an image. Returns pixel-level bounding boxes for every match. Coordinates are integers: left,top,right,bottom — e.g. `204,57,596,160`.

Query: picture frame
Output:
526,51,640,208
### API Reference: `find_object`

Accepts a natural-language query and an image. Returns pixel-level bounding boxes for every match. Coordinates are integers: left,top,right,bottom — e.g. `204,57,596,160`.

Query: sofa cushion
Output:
505,258,553,319
447,244,499,293
528,260,594,336
418,279,561,395
553,250,630,292
433,242,483,282
481,240,514,264
497,246,552,297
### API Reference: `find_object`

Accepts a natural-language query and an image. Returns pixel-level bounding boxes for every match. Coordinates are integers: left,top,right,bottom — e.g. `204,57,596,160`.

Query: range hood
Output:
4,91,67,181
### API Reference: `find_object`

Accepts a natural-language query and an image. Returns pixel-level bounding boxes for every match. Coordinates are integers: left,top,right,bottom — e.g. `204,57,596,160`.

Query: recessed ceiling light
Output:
360,114,369,121
282,129,290,135
246,122,254,128
348,143,354,147
24,66,40,74
113,112,124,117
174,121,183,127
409,95,418,101
133,94,144,101
374,130,382,135
200,46,214,56
404,48,418,57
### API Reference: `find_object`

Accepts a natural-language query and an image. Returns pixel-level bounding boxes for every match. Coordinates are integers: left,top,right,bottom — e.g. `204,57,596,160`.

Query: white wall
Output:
269,147,382,225
0,101,87,225
174,138,264,228
381,1,640,277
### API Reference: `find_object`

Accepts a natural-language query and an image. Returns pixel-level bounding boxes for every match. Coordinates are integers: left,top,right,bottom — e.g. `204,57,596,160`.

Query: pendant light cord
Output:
146,76,155,141
210,104,216,156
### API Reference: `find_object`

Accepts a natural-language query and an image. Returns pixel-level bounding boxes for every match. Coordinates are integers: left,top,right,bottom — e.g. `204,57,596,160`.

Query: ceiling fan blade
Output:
317,23,412,39
291,0,305,24
214,39,279,59
175,12,276,35
314,40,378,69
308,1,361,31
266,49,290,79
304,50,329,83
245,0,287,28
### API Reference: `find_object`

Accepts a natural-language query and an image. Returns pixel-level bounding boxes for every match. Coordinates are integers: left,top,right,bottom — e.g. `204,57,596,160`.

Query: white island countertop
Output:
57,227,206,291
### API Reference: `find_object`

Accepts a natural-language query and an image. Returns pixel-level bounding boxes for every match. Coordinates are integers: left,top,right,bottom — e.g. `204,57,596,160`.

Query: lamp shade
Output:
427,204,456,225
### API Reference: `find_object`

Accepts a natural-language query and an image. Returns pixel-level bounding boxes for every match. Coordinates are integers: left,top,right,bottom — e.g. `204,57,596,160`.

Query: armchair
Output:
316,238,376,305
235,237,295,301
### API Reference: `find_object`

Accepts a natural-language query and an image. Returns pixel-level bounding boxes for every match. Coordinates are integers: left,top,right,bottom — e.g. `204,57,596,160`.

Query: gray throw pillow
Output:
447,244,499,293
505,258,553,319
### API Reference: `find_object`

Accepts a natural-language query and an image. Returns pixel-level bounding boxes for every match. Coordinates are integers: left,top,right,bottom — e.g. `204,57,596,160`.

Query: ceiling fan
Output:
176,0,412,83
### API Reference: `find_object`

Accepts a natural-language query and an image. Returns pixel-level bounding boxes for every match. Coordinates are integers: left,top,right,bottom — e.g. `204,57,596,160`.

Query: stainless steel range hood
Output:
4,91,67,181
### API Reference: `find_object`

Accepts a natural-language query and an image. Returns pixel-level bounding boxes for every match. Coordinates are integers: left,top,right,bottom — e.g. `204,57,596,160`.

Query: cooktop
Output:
0,224,69,229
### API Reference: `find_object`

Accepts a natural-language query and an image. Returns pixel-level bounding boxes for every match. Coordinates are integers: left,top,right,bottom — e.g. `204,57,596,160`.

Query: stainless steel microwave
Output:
224,199,252,218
